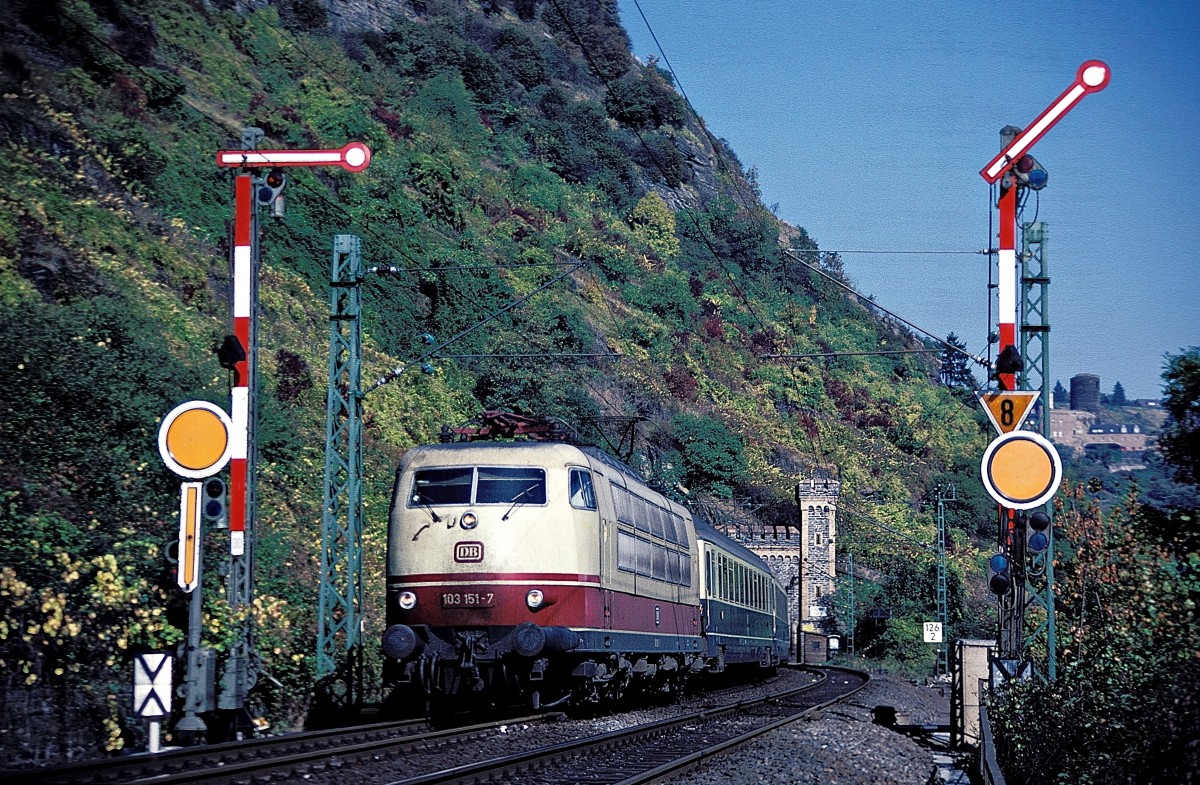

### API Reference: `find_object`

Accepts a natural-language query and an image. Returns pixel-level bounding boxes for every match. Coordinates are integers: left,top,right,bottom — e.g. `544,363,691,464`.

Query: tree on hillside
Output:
1159,347,1200,487
938,333,977,392
1052,379,1067,407
1111,380,1127,406
990,487,1199,783
670,413,747,499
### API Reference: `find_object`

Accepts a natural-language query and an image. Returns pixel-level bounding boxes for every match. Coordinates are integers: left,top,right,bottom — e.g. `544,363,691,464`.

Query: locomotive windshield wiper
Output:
502,485,540,521
412,491,442,523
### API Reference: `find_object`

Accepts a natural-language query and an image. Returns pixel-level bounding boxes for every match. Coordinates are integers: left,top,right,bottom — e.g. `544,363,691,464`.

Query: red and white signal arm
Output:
216,142,372,172
981,61,1110,183
980,430,1063,510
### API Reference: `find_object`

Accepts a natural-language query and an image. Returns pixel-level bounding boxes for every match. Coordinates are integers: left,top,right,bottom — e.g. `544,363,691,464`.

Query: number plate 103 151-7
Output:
441,591,495,608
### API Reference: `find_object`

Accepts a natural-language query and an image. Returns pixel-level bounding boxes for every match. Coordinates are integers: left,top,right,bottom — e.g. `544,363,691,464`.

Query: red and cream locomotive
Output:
381,437,790,710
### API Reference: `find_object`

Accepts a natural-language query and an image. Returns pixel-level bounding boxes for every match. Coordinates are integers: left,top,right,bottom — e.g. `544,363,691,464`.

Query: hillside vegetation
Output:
0,0,1000,762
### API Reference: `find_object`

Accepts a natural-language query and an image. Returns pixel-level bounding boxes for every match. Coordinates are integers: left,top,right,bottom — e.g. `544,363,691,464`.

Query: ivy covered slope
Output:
0,0,991,758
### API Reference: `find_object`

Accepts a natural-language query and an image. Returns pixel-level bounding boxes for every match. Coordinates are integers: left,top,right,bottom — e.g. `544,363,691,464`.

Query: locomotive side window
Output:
670,513,687,545
569,469,596,510
614,485,632,524
651,544,667,580
411,468,472,505
617,531,637,572
651,507,665,540
634,496,651,535
477,467,546,505
635,537,652,575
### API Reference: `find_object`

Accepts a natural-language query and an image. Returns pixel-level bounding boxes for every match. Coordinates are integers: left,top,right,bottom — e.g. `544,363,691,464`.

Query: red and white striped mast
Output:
978,62,1109,671
213,132,371,714
216,138,372,555
980,60,1110,390
228,169,253,555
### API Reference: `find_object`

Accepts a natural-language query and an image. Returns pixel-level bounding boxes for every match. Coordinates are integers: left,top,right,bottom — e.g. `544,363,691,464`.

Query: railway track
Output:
380,666,869,785
0,715,476,785
3,667,866,785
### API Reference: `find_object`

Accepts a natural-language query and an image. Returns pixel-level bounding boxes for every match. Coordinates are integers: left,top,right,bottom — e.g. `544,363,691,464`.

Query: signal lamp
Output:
994,345,1024,380
460,512,478,530
1027,510,1052,553
987,553,1012,596
1014,154,1048,190
256,168,287,205
397,591,417,611
526,589,545,610
201,477,228,529
216,335,247,371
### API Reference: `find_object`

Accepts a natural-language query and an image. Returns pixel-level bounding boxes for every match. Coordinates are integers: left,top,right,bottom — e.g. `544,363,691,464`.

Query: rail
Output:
387,665,869,785
0,716,503,785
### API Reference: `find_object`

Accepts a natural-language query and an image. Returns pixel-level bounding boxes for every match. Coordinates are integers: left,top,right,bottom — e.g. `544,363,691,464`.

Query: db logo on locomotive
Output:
454,541,484,563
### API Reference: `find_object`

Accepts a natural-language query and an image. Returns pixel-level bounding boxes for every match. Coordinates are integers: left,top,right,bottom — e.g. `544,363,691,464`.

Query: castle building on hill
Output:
1050,373,1153,455
721,474,840,664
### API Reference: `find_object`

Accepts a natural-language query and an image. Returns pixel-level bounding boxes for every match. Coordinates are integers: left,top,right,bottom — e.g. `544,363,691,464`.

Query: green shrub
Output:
670,413,747,498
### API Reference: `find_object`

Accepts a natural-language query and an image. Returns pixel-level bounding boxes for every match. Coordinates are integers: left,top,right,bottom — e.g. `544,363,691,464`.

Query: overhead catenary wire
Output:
435,353,623,360
782,248,988,369
816,249,991,255
768,350,944,360
362,263,585,396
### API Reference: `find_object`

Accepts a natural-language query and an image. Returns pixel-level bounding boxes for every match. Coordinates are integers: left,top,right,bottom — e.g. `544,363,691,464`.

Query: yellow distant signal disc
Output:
159,401,233,478
980,430,1062,510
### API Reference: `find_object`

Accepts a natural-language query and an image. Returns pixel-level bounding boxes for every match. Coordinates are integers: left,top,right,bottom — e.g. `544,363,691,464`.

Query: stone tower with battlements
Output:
732,472,840,661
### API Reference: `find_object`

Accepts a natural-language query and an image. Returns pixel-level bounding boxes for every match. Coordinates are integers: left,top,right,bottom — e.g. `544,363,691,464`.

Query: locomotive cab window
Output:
569,469,596,510
409,466,546,506
477,467,546,505
411,467,472,505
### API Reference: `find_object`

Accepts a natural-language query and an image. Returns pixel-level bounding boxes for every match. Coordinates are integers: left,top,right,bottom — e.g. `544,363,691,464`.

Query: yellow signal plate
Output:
981,430,1062,510
978,391,1040,434
178,482,201,592
158,401,233,478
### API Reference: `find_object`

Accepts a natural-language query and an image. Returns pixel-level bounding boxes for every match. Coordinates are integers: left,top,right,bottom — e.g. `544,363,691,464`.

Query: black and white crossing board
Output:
133,652,173,719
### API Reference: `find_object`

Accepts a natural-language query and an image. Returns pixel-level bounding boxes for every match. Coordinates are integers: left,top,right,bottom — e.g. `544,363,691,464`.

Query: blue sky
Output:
618,1,1199,401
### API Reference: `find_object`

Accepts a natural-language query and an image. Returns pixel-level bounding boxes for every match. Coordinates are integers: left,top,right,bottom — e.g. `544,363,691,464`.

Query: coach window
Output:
569,469,597,510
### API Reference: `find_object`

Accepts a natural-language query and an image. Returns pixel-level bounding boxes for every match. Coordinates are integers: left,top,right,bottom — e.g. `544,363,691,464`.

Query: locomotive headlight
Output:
460,512,478,530
397,591,418,611
525,589,544,610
